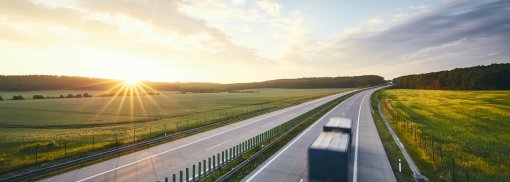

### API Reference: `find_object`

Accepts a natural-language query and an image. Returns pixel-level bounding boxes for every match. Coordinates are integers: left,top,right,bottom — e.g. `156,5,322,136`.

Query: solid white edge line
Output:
353,91,369,182
76,91,353,182
245,91,359,182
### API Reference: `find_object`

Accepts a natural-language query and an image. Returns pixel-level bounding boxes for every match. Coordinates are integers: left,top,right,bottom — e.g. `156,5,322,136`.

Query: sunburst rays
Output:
86,80,162,123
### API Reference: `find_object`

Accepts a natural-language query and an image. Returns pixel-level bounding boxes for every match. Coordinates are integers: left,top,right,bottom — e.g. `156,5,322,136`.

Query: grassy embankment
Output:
0,88,352,174
380,89,510,181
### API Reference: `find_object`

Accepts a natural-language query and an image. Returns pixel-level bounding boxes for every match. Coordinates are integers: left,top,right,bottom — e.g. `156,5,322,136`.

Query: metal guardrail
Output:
0,108,278,182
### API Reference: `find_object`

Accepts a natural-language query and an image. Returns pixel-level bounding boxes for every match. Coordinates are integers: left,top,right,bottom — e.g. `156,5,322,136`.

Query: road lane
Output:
42,90,357,182
243,88,396,182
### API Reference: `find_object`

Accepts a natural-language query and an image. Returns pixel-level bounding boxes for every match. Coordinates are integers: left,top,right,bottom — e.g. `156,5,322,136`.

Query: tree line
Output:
392,63,510,90
0,75,387,93
152,75,386,93
0,93,94,101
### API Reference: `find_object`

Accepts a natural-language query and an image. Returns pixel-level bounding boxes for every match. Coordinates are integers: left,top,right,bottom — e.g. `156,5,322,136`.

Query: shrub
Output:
12,95,24,100
33,95,45,99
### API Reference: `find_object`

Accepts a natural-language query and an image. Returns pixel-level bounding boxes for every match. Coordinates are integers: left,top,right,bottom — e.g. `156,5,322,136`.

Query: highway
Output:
41,90,357,182
243,88,396,182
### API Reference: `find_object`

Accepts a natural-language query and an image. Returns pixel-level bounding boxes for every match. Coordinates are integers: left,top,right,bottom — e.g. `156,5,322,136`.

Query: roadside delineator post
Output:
399,158,402,173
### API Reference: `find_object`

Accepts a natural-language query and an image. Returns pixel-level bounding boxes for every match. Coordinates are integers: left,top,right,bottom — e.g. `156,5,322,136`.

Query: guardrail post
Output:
186,168,189,182
242,142,245,153
217,153,220,167
179,171,183,182
198,162,202,179
202,160,206,175
225,149,228,163
238,144,241,156
208,157,211,173
229,148,232,161
173,174,176,182
221,151,224,166
233,145,236,158
213,155,216,170
192,165,195,181
165,177,168,182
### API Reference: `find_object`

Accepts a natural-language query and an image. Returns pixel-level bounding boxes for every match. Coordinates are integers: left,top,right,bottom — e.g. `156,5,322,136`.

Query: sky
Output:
0,0,509,83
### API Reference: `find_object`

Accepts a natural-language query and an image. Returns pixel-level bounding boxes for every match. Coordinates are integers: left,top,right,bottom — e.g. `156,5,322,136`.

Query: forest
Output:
392,63,510,90
0,75,386,92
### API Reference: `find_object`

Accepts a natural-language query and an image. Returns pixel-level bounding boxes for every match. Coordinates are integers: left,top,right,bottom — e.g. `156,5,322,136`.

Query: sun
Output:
122,77,141,85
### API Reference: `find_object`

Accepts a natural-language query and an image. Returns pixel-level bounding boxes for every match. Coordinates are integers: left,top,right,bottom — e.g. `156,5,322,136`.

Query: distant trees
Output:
0,75,116,91
393,63,510,90
163,75,387,93
33,95,44,99
59,95,64,98
83,93,92,97
0,75,387,93
12,95,24,100
0,95,3,101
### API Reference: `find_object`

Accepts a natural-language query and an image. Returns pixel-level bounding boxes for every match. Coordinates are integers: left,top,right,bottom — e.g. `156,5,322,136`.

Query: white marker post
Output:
399,158,402,173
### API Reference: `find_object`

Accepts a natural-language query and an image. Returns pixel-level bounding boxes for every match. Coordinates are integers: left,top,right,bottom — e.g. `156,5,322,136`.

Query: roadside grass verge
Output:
371,89,415,182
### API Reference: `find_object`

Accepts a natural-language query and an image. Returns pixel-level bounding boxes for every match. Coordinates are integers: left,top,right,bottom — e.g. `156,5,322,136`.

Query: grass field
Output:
0,88,351,174
381,89,510,181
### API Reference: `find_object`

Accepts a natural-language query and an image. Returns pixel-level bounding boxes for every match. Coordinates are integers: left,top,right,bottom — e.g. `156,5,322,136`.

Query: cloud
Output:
367,17,384,25
232,0,246,5
283,0,510,78
256,0,281,17
391,4,430,22
0,0,281,82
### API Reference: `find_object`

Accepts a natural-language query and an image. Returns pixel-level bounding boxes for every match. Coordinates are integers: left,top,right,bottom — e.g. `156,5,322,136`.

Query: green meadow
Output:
381,89,510,181
0,88,351,173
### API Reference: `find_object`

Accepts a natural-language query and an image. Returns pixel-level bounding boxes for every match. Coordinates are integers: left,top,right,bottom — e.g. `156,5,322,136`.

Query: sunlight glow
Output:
123,78,141,85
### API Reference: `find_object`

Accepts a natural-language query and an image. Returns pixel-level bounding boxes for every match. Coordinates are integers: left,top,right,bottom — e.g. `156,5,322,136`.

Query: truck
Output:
308,117,353,182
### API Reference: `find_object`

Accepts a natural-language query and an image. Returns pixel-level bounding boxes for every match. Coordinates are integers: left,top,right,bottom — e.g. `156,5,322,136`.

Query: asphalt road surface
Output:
243,88,396,182
41,90,357,182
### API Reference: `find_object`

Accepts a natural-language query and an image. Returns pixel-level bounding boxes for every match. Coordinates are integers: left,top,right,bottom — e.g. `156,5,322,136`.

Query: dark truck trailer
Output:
308,132,350,182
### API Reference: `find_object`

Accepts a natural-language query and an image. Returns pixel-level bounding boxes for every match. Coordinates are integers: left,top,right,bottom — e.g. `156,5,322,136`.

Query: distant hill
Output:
0,75,386,92
392,63,510,90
